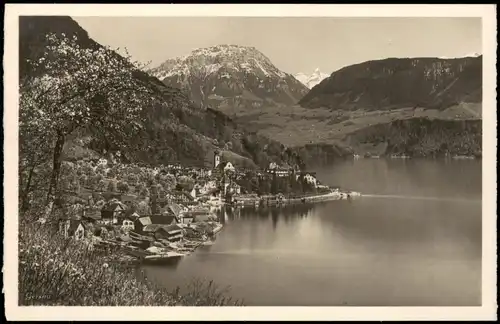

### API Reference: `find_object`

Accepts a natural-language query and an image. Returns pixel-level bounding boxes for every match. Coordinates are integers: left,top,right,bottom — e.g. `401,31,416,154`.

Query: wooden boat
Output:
210,223,223,235
142,252,185,265
201,240,215,246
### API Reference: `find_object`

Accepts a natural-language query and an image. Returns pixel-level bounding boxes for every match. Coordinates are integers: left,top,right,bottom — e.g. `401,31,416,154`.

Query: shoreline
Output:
353,154,480,160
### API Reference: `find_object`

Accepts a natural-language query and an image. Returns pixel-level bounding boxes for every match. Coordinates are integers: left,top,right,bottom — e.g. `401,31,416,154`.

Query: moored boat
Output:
142,252,185,265
211,223,223,235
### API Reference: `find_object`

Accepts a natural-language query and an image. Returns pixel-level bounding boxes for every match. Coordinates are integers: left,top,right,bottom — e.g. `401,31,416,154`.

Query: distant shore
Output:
352,154,480,160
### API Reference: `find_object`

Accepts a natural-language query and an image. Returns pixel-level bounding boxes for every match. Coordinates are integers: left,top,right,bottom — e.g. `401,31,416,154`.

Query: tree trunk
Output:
20,164,36,213
45,133,65,218
151,194,158,215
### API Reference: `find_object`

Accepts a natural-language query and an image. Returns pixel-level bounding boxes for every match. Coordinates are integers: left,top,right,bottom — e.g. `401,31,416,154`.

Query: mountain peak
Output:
294,69,330,89
149,45,309,111
190,44,259,56
150,44,285,80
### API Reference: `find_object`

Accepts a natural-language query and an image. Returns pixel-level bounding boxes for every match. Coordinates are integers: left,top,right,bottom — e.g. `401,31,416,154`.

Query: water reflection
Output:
215,204,316,231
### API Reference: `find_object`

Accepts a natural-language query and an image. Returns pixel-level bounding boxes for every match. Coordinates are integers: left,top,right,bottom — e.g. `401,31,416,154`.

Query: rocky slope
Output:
294,68,330,89
149,45,309,113
20,16,304,169
299,56,482,112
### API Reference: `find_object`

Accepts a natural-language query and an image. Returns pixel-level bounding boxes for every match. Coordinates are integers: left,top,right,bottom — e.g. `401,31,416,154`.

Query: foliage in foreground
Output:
18,217,243,306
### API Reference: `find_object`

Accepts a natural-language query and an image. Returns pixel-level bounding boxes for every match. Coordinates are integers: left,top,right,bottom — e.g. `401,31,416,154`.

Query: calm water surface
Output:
143,159,482,306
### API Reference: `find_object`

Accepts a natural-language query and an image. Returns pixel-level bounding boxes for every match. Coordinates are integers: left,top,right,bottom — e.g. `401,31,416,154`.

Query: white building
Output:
268,162,278,170
190,185,202,200
97,158,108,167
304,173,317,187
224,181,241,196
199,180,218,195
121,218,135,232
224,162,235,173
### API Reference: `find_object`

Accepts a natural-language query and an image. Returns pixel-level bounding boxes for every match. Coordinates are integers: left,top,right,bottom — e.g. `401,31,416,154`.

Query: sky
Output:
72,17,482,75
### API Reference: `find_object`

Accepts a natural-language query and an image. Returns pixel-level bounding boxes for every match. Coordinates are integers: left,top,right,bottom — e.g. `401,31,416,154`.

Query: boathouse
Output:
134,216,152,234
149,214,178,226
142,224,170,241
164,224,183,242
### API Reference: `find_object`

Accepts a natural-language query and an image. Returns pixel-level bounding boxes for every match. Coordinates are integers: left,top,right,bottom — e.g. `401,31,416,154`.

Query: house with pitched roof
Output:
133,216,152,234
171,190,195,205
160,203,182,218
149,214,179,226
59,218,86,240
142,224,170,240
164,224,183,242
118,209,140,231
100,200,127,225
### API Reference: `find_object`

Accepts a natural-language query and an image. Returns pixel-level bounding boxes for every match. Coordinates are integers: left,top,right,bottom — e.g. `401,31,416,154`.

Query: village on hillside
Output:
39,150,353,264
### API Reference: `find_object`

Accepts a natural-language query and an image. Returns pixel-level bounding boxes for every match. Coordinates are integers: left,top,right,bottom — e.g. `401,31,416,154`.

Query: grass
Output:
18,215,243,306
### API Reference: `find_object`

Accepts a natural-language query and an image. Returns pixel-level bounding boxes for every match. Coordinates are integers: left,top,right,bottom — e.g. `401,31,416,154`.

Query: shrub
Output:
107,179,117,192
97,180,106,192
117,181,129,193
127,174,138,186
139,187,150,199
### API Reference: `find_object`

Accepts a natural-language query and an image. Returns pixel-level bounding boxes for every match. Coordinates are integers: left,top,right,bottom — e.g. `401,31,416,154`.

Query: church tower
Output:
214,150,221,168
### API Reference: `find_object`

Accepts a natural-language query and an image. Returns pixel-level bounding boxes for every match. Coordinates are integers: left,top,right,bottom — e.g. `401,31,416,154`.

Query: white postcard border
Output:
3,4,497,321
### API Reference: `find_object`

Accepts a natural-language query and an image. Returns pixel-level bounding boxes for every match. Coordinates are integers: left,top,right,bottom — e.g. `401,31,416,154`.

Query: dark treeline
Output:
349,117,482,157
231,171,323,197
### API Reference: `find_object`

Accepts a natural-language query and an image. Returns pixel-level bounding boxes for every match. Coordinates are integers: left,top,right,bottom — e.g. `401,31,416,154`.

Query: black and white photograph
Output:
3,4,497,321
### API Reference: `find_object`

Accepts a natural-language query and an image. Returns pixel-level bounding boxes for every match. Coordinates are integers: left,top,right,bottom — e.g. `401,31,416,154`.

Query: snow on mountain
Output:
294,68,330,89
150,44,289,81
148,44,309,111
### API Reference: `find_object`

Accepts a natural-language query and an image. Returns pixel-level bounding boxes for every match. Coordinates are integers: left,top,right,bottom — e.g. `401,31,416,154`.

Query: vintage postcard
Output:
3,3,497,321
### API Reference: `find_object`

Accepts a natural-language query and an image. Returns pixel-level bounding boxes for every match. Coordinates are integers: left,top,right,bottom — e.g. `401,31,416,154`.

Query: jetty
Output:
233,188,361,208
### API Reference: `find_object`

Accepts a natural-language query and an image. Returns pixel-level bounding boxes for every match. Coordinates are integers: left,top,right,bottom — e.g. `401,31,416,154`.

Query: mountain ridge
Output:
299,56,482,112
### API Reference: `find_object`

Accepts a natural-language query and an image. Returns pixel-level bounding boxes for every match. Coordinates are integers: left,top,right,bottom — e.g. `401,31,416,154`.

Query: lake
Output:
143,158,482,306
